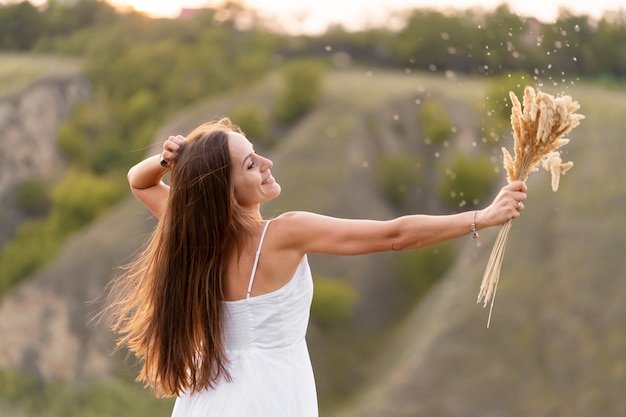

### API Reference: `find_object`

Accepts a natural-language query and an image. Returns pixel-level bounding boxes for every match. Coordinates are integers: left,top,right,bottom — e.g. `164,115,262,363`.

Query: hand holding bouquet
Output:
477,86,585,327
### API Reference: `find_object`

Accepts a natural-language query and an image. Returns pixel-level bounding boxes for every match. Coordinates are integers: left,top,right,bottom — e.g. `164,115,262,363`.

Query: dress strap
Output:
246,220,271,299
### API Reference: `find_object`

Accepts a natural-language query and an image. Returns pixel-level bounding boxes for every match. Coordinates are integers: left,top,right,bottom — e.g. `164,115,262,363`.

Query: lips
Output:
262,175,275,185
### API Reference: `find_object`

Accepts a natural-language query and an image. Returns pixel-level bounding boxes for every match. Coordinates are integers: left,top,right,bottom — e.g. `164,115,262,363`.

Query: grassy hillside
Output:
332,80,626,417
0,53,82,97
2,67,625,417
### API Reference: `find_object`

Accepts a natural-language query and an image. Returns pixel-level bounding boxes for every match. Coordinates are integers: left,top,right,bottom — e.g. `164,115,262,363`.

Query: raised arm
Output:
272,180,527,256
127,135,185,219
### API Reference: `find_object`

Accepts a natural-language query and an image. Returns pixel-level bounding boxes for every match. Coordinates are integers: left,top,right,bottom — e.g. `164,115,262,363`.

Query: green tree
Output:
311,277,359,327
476,4,533,74
0,1,43,50
419,99,455,145
376,152,423,208
592,14,626,77
438,152,498,209
393,9,479,72
0,219,59,296
273,59,325,125
57,94,120,171
231,105,272,148
0,168,124,300
42,0,118,37
482,71,532,144
14,178,51,216
541,13,598,77
393,241,456,300
49,169,124,234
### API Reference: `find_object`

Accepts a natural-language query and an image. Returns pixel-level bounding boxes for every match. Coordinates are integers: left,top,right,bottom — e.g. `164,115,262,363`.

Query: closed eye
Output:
243,149,257,170
246,151,257,169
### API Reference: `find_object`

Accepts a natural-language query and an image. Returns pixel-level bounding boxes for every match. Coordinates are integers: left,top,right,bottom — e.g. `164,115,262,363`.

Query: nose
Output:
261,156,273,170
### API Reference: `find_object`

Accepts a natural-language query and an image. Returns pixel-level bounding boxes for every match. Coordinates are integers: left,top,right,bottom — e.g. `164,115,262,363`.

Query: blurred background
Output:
0,0,625,416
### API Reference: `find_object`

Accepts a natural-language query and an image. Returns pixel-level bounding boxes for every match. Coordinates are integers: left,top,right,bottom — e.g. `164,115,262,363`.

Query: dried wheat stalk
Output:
477,86,584,327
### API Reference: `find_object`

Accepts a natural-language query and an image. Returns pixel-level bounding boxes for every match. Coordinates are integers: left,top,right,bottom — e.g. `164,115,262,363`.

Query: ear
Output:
230,186,240,207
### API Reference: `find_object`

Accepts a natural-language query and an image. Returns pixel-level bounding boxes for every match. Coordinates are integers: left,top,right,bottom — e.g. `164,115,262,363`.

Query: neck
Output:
239,205,263,222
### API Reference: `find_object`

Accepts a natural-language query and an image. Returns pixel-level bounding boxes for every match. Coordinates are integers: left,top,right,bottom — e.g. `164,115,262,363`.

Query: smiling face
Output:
228,132,281,210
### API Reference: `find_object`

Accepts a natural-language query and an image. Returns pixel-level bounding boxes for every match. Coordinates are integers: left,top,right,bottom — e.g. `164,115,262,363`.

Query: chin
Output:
271,184,282,199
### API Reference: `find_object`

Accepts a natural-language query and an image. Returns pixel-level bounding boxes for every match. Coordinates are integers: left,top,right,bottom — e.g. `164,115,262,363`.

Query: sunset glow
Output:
13,0,626,34
117,0,624,33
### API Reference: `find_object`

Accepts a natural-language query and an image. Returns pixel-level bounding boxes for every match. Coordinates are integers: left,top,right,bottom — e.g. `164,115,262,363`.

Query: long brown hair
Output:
103,118,258,397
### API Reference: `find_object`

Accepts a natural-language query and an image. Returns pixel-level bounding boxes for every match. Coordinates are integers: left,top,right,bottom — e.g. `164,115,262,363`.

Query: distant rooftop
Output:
178,8,207,20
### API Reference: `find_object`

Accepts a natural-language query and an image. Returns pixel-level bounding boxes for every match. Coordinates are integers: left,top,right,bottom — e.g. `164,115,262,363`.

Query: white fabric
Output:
246,220,271,299
171,221,318,417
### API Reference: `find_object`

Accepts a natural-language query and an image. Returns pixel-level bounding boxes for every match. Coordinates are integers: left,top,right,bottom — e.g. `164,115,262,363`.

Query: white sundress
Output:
170,220,318,417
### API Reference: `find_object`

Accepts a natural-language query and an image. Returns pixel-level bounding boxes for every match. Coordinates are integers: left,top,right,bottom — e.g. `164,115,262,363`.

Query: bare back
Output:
223,220,305,302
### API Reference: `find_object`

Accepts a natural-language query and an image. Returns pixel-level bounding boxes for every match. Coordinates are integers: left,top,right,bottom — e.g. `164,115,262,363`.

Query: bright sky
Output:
15,0,626,34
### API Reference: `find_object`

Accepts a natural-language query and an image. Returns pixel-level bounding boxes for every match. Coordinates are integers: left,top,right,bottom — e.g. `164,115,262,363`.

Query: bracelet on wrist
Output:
470,211,479,242
159,153,170,168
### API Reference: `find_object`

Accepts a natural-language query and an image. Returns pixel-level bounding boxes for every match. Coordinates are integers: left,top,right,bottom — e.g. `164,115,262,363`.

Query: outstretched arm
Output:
127,135,185,219
272,181,527,256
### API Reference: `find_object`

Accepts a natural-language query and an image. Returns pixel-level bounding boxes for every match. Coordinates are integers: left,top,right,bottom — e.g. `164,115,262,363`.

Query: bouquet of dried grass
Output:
477,86,584,327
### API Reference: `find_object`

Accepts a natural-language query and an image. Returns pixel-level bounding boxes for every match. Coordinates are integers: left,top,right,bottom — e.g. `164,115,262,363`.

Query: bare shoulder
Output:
268,211,317,238
267,211,326,252
270,211,335,234
272,211,318,224
267,211,392,256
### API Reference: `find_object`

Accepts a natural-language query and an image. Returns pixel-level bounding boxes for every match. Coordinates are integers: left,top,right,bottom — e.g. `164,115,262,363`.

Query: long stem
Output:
477,219,512,327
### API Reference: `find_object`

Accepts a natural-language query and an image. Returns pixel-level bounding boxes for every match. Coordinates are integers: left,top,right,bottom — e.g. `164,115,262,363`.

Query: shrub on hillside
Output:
0,219,59,296
376,152,423,208
438,152,498,209
0,170,125,298
58,102,138,175
311,277,359,327
57,97,117,170
57,119,88,165
419,98,455,145
481,71,532,145
0,369,172,417
121,89,158,129
14,178,51,216
231,104,272,148
273,59,325,125
393,241,456,299
49,169,124,234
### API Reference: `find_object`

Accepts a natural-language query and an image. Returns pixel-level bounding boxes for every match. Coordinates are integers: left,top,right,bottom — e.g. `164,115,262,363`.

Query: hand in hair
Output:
161,135,186,167
128,135,186,219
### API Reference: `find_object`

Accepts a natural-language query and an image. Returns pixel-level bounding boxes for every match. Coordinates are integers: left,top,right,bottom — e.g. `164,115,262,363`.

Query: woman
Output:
105,117,526,416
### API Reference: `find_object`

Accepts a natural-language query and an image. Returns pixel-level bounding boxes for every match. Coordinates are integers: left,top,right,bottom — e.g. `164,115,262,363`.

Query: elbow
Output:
388,216,433,252
388,219,405,252
391,242,405,252
391,238,421,252
127,166,143,192
389,221,427,252
391,238,426,252
388,217,415,252
390,230,415,252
